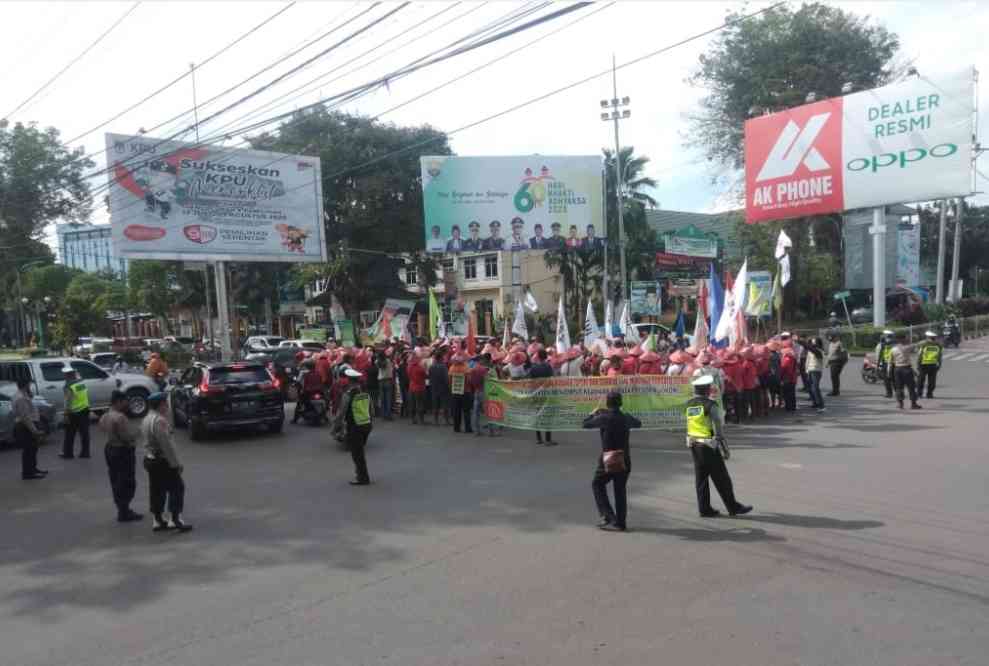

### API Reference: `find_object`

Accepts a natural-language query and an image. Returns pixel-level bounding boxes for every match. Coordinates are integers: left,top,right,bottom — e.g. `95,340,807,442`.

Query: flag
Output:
642,332,657,352
775,229,793,260
583,300,600,348
428,288,440,340
715,260,748,342
502,313,511,348
511,300,528,339
692,310,709,353
697,275,710,321
465,300,477,355
707,263,725,347
604,300,614,340
619,301,637,343
673,310,685,339
524,289,539,313
771,270,783,313
779,253,791,287
555,295,571,353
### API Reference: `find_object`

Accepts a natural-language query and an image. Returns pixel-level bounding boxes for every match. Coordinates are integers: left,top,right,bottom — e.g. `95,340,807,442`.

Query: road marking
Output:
949,353,975,361
779,463,803,470
974,353,989,363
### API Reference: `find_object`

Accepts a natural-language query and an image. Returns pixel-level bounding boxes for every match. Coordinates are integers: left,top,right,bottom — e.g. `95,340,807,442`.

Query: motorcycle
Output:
294,388,328,426
861,354,881,384
942,323,961,348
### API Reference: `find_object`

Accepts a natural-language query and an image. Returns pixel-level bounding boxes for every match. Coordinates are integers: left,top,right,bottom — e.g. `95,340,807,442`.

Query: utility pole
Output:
950,198,964,301
870,206,887,327
600,55,630,302
935,200,948,304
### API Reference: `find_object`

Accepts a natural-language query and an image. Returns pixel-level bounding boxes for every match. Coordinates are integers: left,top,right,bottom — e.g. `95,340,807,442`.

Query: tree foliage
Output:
601,146,659,290
917,202,989,292
687,3,901,174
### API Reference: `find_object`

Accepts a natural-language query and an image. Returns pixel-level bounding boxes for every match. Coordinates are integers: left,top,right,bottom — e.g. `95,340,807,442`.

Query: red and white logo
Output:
744,99,843,223
183,225,217,244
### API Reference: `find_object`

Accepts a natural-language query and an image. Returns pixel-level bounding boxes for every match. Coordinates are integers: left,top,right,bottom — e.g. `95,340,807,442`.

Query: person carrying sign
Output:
448,354,473,433
336,368,373,485
915,330,943,399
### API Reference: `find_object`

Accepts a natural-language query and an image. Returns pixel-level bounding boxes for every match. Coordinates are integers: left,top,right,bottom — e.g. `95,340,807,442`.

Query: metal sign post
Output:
834,290,856,347
870,207,886,328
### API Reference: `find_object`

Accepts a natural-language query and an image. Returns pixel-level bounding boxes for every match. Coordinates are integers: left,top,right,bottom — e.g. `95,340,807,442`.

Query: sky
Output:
1,0,986,253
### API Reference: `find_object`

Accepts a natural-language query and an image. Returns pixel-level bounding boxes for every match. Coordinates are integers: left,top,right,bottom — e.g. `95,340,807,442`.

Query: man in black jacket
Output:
528,348,555,445
583,391,642,531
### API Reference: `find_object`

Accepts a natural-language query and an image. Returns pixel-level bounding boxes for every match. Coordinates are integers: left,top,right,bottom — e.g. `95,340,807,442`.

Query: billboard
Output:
106,133,326,262
630,281,661,316
744,270,773,316
420,155,603,253
745,68,975,223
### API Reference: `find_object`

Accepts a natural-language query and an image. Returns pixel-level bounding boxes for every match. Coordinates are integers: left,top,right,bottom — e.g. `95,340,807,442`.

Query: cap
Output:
468,220,480,229
780,331,791,339
511,216,524,227
925,330,937,338
692,374,715,387
62,366,76,375
489,219,501,228
883,329,894,335
344,368,362,378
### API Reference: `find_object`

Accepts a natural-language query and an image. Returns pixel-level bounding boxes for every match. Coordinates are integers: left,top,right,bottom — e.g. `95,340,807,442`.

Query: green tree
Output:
917,202,989,294
127,260,178,333
57,273,114,346
543,246,603,324
22,264,80,304
602,146,659,292
687,2,900,173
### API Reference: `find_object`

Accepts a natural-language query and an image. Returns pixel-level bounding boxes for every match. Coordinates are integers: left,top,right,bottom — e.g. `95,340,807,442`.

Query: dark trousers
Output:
63,409,90,457
347,428,370,483
592,457,629,528
882,368,894,397
450,393,473,432
16,423,39,478
144,458,185,516
744,389,759,419
691,444,741,514
105,445,137,515
894,367,918,405
917,366,938,397
782,382,797,411
409,391,427,423
808,370,824,408
724,391,741,423
432,392,450,423
829,362,844,395
536,430,553,443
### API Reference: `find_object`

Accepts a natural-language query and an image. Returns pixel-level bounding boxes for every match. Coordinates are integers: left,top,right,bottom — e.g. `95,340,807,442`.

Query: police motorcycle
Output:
942,318,961,348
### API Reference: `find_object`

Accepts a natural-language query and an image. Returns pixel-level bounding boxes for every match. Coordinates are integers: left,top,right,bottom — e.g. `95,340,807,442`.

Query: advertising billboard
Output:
744,270,773,316
106,133,326,262
420,155,603,253
744,68,975,223
630,281,662,316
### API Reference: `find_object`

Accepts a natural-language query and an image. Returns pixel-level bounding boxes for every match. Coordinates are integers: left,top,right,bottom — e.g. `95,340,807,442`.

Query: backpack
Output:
351,391,372,428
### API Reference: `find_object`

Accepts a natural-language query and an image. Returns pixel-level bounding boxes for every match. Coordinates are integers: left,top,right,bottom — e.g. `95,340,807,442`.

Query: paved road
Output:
2,342,988,666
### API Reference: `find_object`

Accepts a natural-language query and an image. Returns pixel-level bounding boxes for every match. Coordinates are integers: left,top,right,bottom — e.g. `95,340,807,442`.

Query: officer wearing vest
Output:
61,367,92,459
336,368,373,485
686,375,752,518
875,331,895,398
915,331,942,399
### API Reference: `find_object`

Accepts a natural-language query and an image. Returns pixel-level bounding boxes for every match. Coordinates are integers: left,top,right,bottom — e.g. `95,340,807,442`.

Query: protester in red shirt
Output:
779,347,799,412
407,357,428,425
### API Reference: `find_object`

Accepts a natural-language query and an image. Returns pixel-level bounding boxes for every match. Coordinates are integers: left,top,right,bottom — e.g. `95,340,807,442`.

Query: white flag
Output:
604,300,614,340
714,260,748,342
524,289,539,313
502,312,511,348
555,295,571,353
692,312,709,353
511,300,528,339
582,300,600,348
779,253,792,287
619,300,637,344
774,230,792,260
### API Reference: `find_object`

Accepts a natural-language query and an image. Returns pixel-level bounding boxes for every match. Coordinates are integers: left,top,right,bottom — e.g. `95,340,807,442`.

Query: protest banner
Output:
483,374,716,431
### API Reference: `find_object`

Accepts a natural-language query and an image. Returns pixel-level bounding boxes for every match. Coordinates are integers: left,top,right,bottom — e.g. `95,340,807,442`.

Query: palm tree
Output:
602,147,660,292
543,245,603,324
603,146,658,210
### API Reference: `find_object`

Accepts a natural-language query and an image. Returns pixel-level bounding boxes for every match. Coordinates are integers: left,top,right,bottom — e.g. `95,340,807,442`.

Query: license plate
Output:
233,401,256,412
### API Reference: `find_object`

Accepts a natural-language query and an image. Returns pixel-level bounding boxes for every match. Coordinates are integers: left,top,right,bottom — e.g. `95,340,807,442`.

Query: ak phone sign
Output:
744,68,975,223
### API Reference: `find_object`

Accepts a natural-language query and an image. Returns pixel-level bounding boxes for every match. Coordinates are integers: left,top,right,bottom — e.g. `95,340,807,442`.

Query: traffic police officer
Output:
916,331,942,399
61,367,91,459
890,331,922,410
336,368,373,485
875,330,895,398
686,375,752,518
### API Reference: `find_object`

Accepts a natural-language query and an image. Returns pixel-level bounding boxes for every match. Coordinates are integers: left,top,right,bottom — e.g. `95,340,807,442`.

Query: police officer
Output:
875,330,895,398
336,368,373,485
463,220,483,251
915,330,942,399
61,367,91,459
686,375,752,518
99,390,142,522
890,331,921,410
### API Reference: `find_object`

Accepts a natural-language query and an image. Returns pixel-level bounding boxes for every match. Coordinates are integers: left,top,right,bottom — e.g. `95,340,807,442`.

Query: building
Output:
55,223,127,276
646,209,742,262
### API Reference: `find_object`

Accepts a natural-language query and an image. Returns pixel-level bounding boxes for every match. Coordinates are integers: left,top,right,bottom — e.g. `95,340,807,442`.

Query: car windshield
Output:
302,342,325,351
264,337,285,346
174,337,195,345
207,366,270,385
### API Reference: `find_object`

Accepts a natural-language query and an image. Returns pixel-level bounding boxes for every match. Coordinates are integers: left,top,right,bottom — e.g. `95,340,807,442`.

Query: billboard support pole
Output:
870,207,887,328
950,198,964,301
204,265,214,356
601,171,609,313
935,201,948,304
214,261,232,362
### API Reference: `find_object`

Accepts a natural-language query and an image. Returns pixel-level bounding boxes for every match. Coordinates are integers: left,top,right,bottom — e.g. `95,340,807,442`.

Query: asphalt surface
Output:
2,341,988,666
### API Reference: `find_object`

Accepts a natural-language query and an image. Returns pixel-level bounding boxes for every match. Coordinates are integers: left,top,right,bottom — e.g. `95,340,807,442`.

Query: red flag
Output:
466,301,477,355
697,277,710,321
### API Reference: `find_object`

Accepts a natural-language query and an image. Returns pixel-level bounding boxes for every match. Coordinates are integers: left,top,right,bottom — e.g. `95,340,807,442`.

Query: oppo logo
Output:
847,143,958,173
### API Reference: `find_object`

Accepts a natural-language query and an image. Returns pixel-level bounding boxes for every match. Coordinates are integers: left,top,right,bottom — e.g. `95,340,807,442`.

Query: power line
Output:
63,2,298,146
4,2,142,120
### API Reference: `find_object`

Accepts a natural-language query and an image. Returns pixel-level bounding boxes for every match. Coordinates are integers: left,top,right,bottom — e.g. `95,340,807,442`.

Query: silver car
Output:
0,382,55,446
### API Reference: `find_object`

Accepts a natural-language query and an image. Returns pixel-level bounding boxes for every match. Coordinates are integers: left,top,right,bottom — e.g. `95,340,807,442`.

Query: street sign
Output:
183,261,208,272
833,290,851,300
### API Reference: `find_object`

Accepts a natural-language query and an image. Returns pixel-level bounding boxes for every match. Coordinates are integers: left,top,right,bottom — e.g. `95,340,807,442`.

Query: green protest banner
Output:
483,375,708,431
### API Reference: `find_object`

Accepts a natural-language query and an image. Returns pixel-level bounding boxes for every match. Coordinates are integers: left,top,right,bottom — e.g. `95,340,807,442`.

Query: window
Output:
71,361,108,381
180,368,202,386
463,257,477,280
484,255,499,279
441,258,454,273
0,362,34,383
405,265,417,285
40,363,66,382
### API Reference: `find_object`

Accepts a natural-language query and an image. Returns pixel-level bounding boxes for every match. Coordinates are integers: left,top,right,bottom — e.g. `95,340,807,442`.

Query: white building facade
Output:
56,223,127,276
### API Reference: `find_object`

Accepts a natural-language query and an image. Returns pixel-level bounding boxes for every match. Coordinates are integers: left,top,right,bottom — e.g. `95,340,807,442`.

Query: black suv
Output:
170,362,285,440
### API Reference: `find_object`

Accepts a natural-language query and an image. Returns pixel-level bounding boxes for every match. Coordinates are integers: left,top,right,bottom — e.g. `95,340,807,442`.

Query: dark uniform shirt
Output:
582,409,642,454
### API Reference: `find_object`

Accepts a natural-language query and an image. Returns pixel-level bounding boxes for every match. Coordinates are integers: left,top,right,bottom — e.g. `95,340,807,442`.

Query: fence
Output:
814,314,989,352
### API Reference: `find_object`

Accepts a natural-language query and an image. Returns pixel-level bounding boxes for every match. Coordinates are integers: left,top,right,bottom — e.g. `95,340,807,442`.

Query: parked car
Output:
164,335,197,352
72,337,94,357
244,336,285,354
0,356,158,422
0,382,56,446
169,362,285,440
90,352,119,371
278,340,326,355
630,322,672,340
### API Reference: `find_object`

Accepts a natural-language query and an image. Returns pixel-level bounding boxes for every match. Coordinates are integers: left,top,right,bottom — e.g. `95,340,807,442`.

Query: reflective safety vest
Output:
67,381,90,413
351,392,371,427
919,343,942,366
880,345,893,365
685,398,715,439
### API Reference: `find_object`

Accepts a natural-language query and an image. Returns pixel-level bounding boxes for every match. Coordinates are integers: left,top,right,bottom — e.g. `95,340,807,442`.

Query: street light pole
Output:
600,54,631,303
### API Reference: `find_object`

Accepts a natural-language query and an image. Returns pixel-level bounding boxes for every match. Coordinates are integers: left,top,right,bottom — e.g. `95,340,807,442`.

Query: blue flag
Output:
673,311,685,338
708,263,728,348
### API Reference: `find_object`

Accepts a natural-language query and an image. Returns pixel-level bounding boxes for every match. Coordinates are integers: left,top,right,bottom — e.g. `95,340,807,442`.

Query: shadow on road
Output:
632,525,787,543
735,513,885,530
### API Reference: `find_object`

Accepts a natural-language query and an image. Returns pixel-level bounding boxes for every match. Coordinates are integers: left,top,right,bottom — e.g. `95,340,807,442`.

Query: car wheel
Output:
190,418,207,441
269,418,284,434
127,389,149,418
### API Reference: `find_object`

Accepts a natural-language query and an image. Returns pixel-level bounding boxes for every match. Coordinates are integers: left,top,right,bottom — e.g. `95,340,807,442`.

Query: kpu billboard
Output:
106,133,326,262
744,68,975,223
420,155,604,253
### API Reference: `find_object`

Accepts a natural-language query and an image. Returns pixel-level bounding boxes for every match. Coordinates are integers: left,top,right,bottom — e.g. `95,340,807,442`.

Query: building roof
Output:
645,209,743,259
